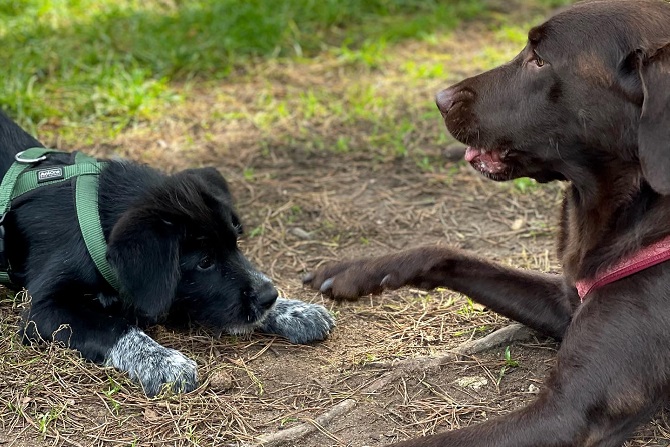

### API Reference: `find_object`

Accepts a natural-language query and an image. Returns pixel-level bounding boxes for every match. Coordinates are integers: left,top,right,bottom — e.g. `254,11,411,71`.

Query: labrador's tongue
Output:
465,147,501,164
480,150,501,164
464,146,481,162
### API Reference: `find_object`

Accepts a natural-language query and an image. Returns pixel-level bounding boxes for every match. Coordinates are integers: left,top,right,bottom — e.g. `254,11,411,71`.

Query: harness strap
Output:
74,153,120,291
12,160,105,200
0,148,118,291
0,148,58,283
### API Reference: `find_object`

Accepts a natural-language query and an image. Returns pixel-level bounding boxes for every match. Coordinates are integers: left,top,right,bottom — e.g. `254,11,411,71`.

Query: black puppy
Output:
0,111,334,396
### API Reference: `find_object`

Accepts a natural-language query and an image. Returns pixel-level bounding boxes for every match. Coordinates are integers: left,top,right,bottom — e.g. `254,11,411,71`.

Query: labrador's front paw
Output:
105,327,198,396
303,247,454,300
259,298,335,344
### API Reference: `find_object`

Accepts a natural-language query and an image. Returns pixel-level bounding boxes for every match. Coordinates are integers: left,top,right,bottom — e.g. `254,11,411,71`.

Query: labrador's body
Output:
305,1,670,445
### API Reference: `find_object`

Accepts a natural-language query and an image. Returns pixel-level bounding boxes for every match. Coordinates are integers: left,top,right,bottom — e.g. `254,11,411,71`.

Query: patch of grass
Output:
243,167,255,182
401,61,447,80
497,346,520,385
335,136,352,153
37,404,66,434
512,177,540,193
248,226,264,238
0,0,491,134
356,352,380,366
503,345,520,367
538,0,573,7
1,0,575,157
185,424,201,446
416,156,435,172
456,297,485,318
102,378,123,414
280,416,299,427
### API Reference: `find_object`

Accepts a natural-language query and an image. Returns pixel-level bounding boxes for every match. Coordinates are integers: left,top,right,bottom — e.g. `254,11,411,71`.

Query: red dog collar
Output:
575,235,670,301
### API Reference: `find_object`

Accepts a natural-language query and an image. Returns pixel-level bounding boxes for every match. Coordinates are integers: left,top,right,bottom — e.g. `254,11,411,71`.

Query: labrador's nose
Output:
436,87,457,116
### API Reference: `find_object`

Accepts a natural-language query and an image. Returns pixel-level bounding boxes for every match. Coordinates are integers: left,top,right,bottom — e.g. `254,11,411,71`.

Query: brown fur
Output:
304,1,670,445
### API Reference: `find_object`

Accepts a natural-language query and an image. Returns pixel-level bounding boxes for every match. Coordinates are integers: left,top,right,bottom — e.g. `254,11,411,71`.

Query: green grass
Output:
0,0,576,153
0,0,494,134
497,345,520,385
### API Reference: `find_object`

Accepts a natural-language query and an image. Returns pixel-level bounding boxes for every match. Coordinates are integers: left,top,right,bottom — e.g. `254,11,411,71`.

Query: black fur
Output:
0,111,335,396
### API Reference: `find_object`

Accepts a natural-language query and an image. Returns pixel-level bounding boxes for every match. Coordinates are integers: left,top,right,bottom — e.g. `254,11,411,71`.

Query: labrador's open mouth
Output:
464,146,512,180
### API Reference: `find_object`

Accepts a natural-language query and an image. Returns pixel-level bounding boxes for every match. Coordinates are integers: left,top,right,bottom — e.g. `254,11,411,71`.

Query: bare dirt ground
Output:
2,10,670,447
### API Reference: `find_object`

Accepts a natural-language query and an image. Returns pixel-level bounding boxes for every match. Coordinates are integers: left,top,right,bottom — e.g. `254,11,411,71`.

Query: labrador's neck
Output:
557,166,670,283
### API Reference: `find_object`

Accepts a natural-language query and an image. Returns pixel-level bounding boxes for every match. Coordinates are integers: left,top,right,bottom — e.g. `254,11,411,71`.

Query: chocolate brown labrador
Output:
304,1,670,446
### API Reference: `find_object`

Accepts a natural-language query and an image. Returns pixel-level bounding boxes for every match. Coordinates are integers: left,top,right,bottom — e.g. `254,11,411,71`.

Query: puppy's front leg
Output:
105,327,197,396
257,298,335,344
23,299,197,396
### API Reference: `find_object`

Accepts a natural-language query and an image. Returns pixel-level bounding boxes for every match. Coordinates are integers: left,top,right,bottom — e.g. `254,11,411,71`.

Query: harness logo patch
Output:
37,167,64,183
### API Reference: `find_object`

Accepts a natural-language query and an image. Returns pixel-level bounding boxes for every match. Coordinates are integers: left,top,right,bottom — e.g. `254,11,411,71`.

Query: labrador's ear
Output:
107,208,180,323
638,43,670,194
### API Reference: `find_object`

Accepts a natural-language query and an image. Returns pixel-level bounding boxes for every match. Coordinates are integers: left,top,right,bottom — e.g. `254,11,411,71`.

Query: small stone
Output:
209,369,234,391
290,227,312,240
144,408,160,421
456,376,488,390
528,384,540,394
511,217,525,231
442,144,467,162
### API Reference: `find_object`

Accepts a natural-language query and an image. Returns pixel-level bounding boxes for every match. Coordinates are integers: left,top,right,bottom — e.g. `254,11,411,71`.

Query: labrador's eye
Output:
197,254,215,271
533,50,545,67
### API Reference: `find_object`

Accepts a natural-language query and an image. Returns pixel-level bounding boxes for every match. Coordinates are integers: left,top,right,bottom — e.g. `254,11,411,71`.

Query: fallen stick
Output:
250,399,357,447
247,323,536,447
453,323,536,357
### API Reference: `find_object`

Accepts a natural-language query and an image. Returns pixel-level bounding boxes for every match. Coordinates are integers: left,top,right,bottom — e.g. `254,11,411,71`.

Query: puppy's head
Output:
436,0,670,193
106,167,278,332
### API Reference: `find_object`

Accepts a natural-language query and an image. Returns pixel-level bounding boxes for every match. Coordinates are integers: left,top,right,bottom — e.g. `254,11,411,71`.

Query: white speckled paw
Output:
106,327,198,396
259,298,336,344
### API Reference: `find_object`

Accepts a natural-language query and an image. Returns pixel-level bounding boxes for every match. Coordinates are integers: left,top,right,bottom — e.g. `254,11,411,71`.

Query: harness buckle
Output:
15,150,47,164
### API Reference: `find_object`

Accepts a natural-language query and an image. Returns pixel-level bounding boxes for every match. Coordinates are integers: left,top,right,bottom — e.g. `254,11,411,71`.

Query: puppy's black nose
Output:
436,88,456,116
256,280,279,309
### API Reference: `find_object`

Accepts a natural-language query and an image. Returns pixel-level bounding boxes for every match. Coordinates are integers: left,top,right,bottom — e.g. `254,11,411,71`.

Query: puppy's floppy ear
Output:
106,208,180,322
183,167,232,199
183,167,244,234
638,43,670,194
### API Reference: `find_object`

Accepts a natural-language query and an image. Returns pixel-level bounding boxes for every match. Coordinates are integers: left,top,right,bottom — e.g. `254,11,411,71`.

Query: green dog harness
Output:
0,147,119,290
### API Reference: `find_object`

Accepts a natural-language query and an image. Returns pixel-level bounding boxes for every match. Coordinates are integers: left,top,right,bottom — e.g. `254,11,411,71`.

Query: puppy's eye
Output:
533,50,545,67
197,255,215,271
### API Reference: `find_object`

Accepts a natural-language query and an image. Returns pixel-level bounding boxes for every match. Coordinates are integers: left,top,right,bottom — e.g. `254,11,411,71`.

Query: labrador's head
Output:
437,0,670,195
